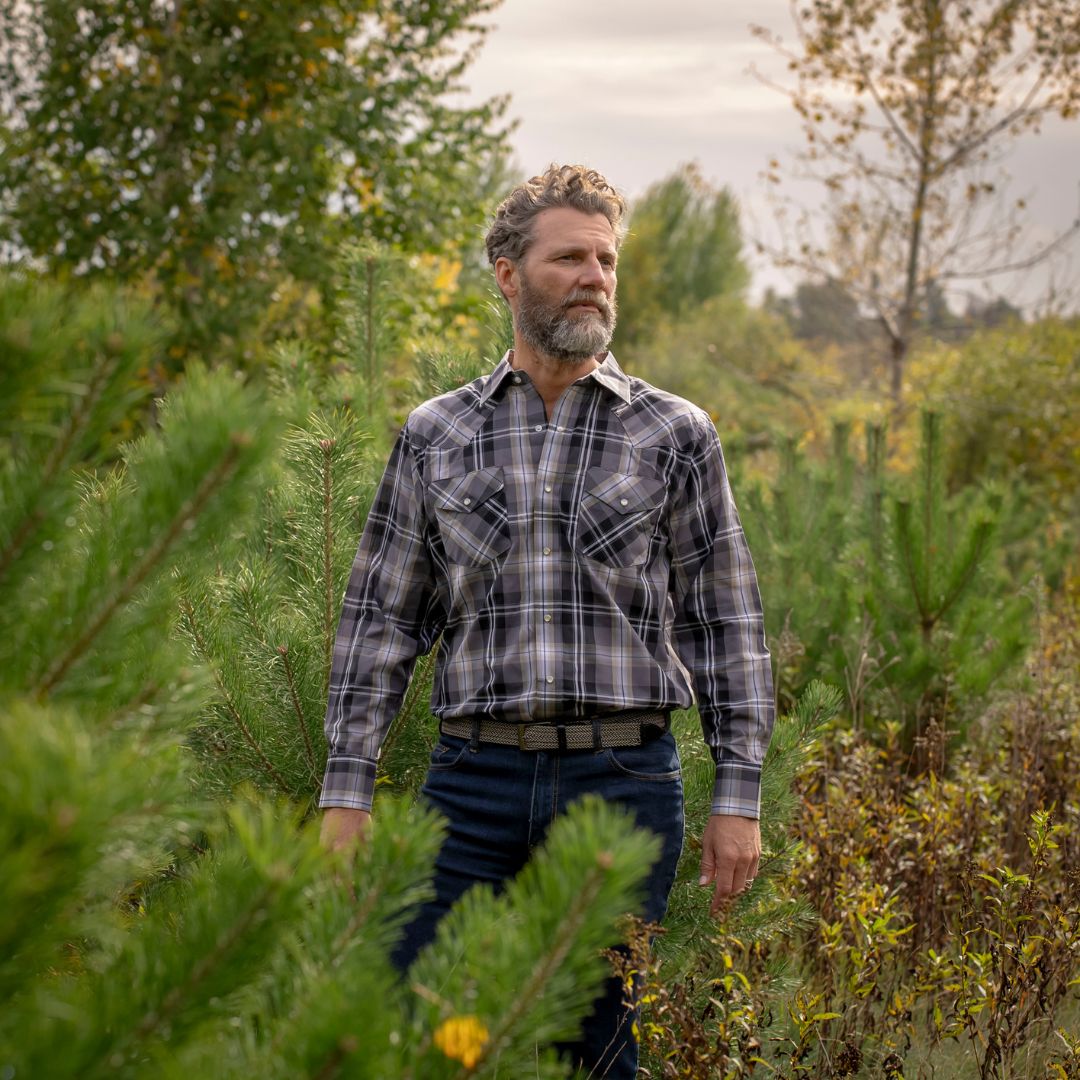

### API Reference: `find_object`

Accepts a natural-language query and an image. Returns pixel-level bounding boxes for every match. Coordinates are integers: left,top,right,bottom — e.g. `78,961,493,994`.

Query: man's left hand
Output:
698,814,761,916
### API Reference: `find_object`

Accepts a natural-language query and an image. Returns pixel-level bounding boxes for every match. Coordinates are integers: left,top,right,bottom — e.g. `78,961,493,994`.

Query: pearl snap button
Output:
542,547,551,556
463,497,472,506
619,498,629,506
545,676,554,684
534,424,543,432
543,614,552,622
544,485,552,493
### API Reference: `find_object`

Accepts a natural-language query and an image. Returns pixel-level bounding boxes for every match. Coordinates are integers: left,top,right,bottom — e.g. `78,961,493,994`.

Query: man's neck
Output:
508,344,603,420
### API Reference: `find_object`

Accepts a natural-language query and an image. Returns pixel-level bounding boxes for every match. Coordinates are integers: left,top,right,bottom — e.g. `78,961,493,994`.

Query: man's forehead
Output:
530,207,617,249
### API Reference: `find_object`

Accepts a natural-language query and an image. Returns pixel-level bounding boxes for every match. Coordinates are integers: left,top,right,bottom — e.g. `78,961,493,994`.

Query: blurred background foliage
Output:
2,0,1079,1075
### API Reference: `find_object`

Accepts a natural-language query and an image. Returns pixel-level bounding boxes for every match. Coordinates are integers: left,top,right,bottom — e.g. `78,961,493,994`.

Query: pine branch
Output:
0,507,44,586
448,863,608,1079
179,598,292,794
320,436,335,683
276,643,318,781
0,352,117,586
365,254,376,419
35,435,247,697
310,1037,358,1080
935,519,995,626
129,879,281,1046
895,500,933,633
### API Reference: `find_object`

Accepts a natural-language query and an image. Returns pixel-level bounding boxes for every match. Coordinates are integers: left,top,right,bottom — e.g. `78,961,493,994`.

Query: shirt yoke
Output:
404,370,718,458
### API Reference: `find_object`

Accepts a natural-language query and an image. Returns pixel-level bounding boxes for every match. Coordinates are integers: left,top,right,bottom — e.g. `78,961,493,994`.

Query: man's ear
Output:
494,256,518,301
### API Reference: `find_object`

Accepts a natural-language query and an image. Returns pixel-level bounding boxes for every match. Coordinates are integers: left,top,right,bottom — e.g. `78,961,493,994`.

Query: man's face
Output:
508,208,618,364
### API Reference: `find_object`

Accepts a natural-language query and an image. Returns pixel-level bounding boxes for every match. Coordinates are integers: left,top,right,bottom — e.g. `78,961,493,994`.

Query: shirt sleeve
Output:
668,414,775,819
320,422,443,810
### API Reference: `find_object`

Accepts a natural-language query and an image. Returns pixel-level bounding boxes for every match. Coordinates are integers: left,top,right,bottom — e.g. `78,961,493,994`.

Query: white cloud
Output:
461,0,1080,302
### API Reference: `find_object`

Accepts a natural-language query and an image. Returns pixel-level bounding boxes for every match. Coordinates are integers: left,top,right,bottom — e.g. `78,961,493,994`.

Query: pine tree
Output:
741,413,1031,747
861,413,1029,746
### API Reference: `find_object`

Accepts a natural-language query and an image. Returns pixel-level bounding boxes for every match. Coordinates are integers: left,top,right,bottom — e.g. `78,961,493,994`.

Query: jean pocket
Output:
602,735,682,782
429,738,471,771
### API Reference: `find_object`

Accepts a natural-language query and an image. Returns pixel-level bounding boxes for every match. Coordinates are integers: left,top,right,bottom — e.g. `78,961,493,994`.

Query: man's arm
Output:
668,411,775,909
320,423,442,835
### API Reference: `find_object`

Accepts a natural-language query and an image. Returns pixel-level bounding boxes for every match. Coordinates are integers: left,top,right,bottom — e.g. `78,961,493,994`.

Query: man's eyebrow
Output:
548,243,618,260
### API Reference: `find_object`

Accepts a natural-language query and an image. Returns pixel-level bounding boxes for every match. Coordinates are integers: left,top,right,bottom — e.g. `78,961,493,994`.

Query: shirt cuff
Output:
318,754,378,811
710,760,762,819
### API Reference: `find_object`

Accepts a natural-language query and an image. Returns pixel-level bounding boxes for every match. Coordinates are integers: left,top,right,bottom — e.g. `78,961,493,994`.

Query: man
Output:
320,164,774,1077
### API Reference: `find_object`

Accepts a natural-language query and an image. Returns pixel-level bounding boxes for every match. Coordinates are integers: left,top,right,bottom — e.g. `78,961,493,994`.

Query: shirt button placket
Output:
537,460,557,698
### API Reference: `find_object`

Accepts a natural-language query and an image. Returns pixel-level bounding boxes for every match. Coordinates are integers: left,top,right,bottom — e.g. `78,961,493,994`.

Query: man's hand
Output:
320,807,372,854
698,814,761,916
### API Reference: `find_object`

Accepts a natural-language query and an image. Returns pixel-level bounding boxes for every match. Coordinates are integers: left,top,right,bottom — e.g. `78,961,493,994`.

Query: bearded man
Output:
319,164,775,1078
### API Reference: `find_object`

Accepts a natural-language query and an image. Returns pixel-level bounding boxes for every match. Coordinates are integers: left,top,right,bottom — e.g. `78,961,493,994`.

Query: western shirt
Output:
320,352,774,816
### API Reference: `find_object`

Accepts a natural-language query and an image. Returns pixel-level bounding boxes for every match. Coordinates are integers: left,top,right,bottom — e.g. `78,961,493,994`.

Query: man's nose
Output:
578,257,608,290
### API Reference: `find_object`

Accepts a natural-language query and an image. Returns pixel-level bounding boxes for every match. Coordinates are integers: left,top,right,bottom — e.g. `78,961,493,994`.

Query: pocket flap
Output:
433,467,505,513
586,471,665,515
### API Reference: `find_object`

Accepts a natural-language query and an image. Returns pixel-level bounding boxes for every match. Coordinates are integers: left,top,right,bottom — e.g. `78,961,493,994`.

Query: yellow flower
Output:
433,1015,489,1070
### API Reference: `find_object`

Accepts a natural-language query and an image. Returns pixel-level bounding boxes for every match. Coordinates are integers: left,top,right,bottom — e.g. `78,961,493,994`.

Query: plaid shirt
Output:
321,352,774,817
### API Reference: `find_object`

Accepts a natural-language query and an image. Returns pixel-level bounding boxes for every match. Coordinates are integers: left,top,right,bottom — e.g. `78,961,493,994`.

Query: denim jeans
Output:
390,729,685,1078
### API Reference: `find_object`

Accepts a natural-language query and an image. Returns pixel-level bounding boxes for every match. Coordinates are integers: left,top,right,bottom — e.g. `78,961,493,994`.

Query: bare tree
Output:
752,0,1080,404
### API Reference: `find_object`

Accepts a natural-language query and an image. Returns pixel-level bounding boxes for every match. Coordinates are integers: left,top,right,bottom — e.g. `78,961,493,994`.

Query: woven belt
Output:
438,710,669,751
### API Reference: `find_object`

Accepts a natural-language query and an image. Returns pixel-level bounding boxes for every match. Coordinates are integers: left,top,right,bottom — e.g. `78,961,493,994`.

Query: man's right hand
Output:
320,807,372,853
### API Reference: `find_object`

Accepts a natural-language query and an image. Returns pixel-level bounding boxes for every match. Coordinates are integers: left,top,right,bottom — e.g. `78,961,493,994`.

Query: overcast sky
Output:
460,0,1080,307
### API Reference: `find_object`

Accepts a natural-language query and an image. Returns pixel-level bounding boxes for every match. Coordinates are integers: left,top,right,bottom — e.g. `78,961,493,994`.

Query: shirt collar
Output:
588,353,632,403
478,351,631,406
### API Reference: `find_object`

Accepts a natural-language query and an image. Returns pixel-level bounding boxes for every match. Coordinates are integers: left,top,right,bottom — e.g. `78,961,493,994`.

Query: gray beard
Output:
516,283,617,365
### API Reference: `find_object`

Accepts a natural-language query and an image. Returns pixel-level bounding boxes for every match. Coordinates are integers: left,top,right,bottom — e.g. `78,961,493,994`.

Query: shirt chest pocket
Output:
430,467,511,568
573,471,666,569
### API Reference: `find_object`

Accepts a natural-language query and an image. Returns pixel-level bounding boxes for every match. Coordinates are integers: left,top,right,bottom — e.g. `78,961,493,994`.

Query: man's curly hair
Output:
484,164,627,267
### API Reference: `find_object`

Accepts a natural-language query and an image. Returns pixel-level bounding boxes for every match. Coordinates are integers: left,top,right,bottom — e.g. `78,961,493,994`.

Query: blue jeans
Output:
391,730,685,1078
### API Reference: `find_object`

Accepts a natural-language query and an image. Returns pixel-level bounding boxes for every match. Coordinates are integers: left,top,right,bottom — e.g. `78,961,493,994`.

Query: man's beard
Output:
515,271,617,364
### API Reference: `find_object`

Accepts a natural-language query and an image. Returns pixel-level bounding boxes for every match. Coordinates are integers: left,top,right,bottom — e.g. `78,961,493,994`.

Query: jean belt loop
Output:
591,717,603,750
556,722,568,751
469,716,481,752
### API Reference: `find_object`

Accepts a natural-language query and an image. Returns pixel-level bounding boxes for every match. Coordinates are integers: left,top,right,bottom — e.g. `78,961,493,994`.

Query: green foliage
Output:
620,293,815,461
0,699,192,1010
176,244,476,806
0,0,510,360
333,239,411,429
0,273,281,737
743,413,1030,742
863,415,1029,739
614,163,748,349
404,797,658,1078
0,272,160,613
2,361,279,713
912,317,1080,513
177,392,379,804
0,705,660,1080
